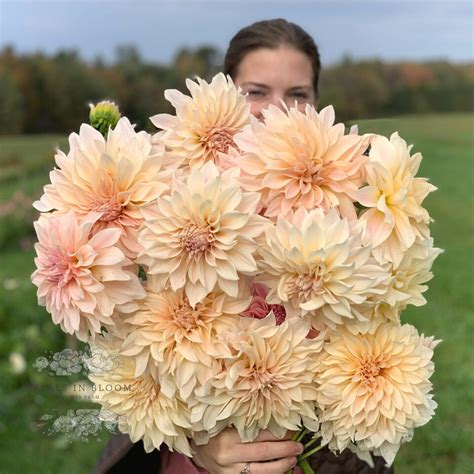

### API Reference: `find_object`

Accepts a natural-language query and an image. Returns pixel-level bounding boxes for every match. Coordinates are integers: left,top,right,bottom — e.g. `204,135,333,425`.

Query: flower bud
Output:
88,101,121,136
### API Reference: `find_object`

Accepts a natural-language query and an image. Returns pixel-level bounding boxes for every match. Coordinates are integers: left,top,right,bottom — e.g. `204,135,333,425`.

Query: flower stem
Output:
303,435,321,451
296,428,309,442
297,458,315,474
298,444,324,461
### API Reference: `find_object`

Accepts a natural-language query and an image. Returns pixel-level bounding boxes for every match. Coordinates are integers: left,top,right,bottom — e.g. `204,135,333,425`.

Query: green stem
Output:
298,443,324,461
297,457,315,474
291,430,301,442
296,427,309,442
303,435,321,451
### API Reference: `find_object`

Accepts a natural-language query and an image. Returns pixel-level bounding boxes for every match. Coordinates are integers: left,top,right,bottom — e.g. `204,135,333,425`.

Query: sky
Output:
0,0,472,66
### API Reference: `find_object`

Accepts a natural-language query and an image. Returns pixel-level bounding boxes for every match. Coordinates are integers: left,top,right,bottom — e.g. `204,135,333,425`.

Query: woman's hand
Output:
190,428,303,473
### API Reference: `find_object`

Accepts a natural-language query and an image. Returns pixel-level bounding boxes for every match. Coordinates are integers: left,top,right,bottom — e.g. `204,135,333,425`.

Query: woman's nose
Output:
267,95,287,110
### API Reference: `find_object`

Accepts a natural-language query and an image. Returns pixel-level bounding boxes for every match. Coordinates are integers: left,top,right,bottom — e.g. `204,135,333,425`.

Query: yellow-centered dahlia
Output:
191,315,323,444
87,336,192,455
34,118,172,259
138,161,266,306
234,104,368,219
150,73,250,169
357,132,436,266
257,208,391,330
317,322,437,465
120,284,248,400
32,211,145,341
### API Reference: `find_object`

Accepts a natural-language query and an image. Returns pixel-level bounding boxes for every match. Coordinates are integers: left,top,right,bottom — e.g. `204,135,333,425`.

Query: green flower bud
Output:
88,100,121,136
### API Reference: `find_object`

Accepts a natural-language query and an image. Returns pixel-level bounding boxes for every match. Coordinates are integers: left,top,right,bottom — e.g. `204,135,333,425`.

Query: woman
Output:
93,19,394,474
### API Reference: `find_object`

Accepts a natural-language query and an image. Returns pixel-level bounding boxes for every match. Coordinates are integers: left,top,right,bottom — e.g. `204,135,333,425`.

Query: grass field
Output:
0,113,472,473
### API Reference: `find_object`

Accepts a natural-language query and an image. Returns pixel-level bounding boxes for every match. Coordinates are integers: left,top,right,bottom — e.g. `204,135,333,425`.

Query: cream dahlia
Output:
234,104,368,219
87,335,192,455
257,208,391,330
357,132,436,265
317,322,437,465
369,238,442,322
120,284,247,400
32,211,145,341
33,117,171,259
150,73,250,169
138,161,266,306
191,315,323,444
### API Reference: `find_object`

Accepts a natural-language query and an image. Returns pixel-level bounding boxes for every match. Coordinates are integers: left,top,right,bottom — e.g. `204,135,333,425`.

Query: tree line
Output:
0,45,472,134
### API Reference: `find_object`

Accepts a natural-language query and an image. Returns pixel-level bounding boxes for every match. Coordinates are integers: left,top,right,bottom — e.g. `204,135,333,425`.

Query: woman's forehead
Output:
235,47,314,89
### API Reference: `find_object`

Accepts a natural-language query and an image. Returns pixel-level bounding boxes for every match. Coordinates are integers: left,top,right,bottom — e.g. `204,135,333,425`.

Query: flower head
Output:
357,132,436,265
121,284,247,400
191,315,323,443
257,208,390,330
317,322,438,465
241,283,287,325
32,211,145,341
87,336,192,455
151,73,250,170
138,161,266,306
234,105,368,219
369,238,442,322
34,117,172,259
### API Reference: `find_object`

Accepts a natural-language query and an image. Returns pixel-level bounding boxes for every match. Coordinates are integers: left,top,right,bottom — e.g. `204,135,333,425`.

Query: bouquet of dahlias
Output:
32,73,442,472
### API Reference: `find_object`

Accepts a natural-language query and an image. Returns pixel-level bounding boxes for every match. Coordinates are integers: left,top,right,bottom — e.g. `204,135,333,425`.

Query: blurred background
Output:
0,1,472,473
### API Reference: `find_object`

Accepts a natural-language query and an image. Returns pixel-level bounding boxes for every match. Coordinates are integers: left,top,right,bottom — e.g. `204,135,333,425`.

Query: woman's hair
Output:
224,18,321,97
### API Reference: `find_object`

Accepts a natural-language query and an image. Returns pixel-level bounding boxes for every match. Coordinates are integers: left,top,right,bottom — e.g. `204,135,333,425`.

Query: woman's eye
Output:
289,92,309,99
247,90,265,98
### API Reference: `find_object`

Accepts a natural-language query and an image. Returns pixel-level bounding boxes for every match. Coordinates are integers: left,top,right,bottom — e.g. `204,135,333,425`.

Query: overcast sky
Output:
0,0,472,65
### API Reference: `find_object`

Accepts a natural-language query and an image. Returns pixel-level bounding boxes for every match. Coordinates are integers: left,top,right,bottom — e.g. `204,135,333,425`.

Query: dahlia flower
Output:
191,315,323,444
33,117,172,259
234,104,368,219
120,284,247,400
87,336,192,455
138,161,266,306
32,211,145,341
357,132,436,265
151,73,250,169
241,283,287,325
257,208,391,330
317,322,437,465
369,238,442,322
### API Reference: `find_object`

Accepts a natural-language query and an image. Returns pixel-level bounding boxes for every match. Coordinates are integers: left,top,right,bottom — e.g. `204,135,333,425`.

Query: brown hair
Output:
224,18,321,97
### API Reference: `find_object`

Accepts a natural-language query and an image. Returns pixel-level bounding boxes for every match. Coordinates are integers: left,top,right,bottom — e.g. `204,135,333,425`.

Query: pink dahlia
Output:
241,283,287,325
32,211,145,341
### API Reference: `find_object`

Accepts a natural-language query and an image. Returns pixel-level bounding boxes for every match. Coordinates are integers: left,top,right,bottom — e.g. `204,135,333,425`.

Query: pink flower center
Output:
94,197,123,222
290,269,324,298
44,249,79,288
201,128,235,157
359,359,382,385
181,225,212,256
173,300,198,331
290,159,324,189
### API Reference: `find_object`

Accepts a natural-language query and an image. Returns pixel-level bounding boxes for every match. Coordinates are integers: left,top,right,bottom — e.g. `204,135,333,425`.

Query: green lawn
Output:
0,113,472,473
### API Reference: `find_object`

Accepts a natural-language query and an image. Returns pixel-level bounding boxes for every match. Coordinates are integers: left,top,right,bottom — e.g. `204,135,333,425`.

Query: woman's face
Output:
233,46,317,120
